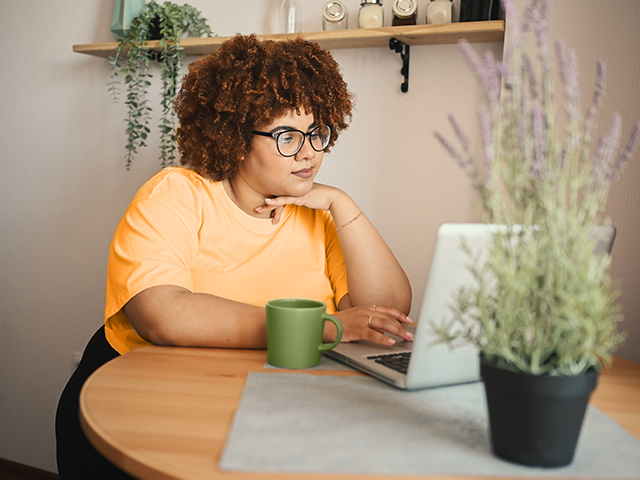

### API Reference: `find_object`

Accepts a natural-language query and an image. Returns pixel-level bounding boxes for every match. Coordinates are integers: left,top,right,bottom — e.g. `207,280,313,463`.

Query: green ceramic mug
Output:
266,298,343,369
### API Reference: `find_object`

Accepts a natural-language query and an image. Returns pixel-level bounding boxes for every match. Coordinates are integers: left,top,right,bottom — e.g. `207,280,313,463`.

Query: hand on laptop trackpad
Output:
384,325,416,345
355,324,416,347
355,336,412,353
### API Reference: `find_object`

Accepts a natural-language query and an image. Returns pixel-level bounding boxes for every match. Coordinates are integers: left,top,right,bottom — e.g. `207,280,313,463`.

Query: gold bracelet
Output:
335,211,363,232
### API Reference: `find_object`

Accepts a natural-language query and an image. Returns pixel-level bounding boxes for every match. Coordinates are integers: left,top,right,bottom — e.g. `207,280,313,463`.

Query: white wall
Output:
0,0,637,473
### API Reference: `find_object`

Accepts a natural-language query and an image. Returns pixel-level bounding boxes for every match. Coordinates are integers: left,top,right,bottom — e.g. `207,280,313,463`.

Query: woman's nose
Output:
295,136,316,160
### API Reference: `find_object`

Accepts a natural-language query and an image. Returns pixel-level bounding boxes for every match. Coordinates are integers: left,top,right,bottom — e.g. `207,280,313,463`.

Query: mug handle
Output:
318,314,343,352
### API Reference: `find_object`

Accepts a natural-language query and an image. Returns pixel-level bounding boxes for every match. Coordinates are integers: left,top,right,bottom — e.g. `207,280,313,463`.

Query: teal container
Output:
111,0,146,40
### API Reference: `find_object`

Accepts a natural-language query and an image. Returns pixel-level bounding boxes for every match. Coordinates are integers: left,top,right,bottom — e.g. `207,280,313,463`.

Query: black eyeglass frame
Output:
251,125,332,157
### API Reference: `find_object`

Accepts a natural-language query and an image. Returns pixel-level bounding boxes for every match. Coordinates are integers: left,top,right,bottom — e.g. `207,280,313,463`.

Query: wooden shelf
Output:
73,21,504,58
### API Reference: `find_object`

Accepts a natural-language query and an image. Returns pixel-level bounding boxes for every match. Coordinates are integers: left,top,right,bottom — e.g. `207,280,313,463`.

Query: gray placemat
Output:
263,353,357,371
219,373,640,478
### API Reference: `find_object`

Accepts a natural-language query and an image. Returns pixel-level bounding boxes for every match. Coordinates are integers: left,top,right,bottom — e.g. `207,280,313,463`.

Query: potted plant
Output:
108,1,213,169
434,0,639,468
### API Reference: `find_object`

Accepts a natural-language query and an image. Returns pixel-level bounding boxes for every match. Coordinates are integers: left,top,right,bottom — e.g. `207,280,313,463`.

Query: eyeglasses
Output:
252,125,332,157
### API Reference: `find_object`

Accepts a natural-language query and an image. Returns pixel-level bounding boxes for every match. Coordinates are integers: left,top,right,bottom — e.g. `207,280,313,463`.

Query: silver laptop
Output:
325,223,616,390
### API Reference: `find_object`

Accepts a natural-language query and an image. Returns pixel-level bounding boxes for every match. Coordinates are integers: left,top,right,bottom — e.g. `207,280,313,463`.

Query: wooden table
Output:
80,346,640,480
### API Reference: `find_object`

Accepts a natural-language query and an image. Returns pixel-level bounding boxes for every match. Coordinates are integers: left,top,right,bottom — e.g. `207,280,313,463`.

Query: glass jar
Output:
358,0,384,28
323,1,348,30
392,0,417,26
426,0,453,25
280,0,302,33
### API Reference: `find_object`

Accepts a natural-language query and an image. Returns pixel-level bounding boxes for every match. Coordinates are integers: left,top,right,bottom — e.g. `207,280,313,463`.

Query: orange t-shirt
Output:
104,167,349,354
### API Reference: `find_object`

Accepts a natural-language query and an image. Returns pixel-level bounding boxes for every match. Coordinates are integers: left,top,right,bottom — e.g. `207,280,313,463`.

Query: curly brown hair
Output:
175,34,354,181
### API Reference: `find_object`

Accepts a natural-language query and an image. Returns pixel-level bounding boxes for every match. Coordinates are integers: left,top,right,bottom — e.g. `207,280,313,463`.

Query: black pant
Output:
55,326,135,479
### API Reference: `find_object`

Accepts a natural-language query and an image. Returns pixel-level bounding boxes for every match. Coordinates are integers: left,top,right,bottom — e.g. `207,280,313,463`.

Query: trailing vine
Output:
108,1,213,169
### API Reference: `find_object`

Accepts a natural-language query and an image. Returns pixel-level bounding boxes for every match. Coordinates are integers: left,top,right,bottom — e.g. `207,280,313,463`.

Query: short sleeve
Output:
104,171,202,321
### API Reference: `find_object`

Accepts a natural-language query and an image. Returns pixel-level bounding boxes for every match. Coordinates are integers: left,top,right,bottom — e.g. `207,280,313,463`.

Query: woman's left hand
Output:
255,183,337,224
328,305,414,346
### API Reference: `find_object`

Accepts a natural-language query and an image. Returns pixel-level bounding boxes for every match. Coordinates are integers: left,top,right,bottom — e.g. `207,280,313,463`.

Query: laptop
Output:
325,223,616,390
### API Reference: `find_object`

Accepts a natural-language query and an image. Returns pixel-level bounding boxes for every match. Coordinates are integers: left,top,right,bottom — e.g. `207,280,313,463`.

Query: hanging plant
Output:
108,1,213,169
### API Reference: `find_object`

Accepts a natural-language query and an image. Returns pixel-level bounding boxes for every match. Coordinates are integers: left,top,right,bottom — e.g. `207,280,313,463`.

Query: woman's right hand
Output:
328,305,414,346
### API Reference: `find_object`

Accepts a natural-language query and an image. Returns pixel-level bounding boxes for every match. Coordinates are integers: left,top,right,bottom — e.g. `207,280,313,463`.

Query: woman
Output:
56,34,412,478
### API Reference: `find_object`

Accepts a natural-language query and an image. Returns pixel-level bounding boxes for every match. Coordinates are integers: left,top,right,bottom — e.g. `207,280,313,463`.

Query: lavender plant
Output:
434,0,639,375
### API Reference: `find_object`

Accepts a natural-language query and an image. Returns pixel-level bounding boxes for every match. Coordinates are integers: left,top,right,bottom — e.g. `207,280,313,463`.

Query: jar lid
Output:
324,1,346,22
392,0,417,17
361,0,382,5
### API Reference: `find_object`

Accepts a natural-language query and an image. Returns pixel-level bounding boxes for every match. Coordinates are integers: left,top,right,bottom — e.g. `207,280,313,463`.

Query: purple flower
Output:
459,40,485,85
522,54,538,100
555,40,581,122
558,146,567,171
478,106,495,186
458,40,504,106
483,50,503,104
524,0,550,55
592,113,622,186
521,0,551,106
531,104,547,178
499,0,520,92
501,0,521,48
592,61,606,110
611,122,640,181
435,117,481,190
448,114,470,154
434,131,467,171
585,61,607,135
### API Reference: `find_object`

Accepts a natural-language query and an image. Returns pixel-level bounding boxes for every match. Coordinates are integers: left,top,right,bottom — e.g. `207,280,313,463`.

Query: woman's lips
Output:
292,168,314,178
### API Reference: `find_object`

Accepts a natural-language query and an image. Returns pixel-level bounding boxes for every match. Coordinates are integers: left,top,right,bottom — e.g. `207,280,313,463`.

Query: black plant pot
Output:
148,15,163,40
480,359,599,468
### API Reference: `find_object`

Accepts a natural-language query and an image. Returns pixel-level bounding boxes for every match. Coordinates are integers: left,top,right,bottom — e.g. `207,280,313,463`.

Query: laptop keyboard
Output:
367,352,411,374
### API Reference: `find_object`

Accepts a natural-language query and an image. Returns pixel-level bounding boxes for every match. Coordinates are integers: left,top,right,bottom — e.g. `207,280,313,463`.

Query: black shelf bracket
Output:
389,38,410,93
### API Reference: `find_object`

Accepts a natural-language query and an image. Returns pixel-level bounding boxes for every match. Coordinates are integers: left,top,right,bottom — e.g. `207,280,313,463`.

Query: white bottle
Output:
281,0,302,33
426,0,453,25
359,0,384,28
